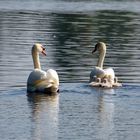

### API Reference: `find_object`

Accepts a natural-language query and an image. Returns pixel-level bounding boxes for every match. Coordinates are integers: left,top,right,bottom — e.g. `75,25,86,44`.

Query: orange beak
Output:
41,47,47,56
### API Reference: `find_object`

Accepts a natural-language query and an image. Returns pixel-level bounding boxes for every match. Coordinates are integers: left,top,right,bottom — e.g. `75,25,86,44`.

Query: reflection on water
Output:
27,94,59,140
97,89,115,139
0,0,140,140
58,86,117,140
1,85,140,140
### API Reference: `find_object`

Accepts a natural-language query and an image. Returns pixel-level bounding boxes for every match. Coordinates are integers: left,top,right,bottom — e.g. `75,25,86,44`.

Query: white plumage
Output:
89,42,121,88
27,43,59,93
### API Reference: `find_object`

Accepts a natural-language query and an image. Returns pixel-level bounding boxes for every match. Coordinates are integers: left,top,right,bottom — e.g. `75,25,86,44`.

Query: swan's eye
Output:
42,47,46,51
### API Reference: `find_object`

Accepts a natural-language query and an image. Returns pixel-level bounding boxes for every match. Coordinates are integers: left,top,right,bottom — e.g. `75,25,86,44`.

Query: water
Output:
0,0,140,140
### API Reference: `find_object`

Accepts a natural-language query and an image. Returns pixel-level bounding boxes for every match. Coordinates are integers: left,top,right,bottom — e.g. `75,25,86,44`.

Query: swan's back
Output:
42,69,59,93
27,69,46,85
104,68,115,79
90,67,115,83
46,69,59,86
90,67,105,82
27,69,59,93
27,69,47,92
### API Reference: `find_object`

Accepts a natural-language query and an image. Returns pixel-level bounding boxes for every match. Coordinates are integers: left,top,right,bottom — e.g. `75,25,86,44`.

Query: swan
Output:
89,42,122,88
27,43,59,93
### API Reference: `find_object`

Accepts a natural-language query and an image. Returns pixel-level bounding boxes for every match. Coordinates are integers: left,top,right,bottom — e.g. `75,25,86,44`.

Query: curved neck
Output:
32,50,41,69
97,49,106,69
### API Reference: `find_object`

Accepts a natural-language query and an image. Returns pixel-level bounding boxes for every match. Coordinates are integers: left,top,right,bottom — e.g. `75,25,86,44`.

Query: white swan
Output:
27,43,59,93
89,42,121,88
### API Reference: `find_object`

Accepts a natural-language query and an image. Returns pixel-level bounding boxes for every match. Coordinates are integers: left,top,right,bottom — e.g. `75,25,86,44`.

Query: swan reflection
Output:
27,93,59,140
97,88,115,139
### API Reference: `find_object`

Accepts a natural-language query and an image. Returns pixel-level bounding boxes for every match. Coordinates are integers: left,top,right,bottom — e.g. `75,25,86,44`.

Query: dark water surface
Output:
0,0,140,140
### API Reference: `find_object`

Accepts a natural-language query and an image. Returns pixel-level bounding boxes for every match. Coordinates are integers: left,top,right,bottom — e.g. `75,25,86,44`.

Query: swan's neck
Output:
32,50,41,69
97,49,106,69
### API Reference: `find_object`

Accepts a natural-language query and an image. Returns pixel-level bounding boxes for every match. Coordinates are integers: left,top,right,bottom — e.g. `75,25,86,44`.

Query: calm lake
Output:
0,0,140,140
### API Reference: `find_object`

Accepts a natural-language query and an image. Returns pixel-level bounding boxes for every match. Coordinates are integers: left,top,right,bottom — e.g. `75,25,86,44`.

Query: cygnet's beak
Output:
41,47,47,56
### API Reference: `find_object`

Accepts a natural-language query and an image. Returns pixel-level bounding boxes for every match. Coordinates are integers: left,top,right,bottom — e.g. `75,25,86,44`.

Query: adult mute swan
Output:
89,42,122,88
27,43,59,93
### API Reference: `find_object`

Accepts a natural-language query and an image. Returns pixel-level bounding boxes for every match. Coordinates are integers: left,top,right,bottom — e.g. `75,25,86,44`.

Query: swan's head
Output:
92,42,106,54
32,43,46,56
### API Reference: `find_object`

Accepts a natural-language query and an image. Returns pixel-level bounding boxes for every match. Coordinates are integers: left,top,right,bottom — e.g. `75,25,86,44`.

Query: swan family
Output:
89,42,122,88
27,42,121,94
